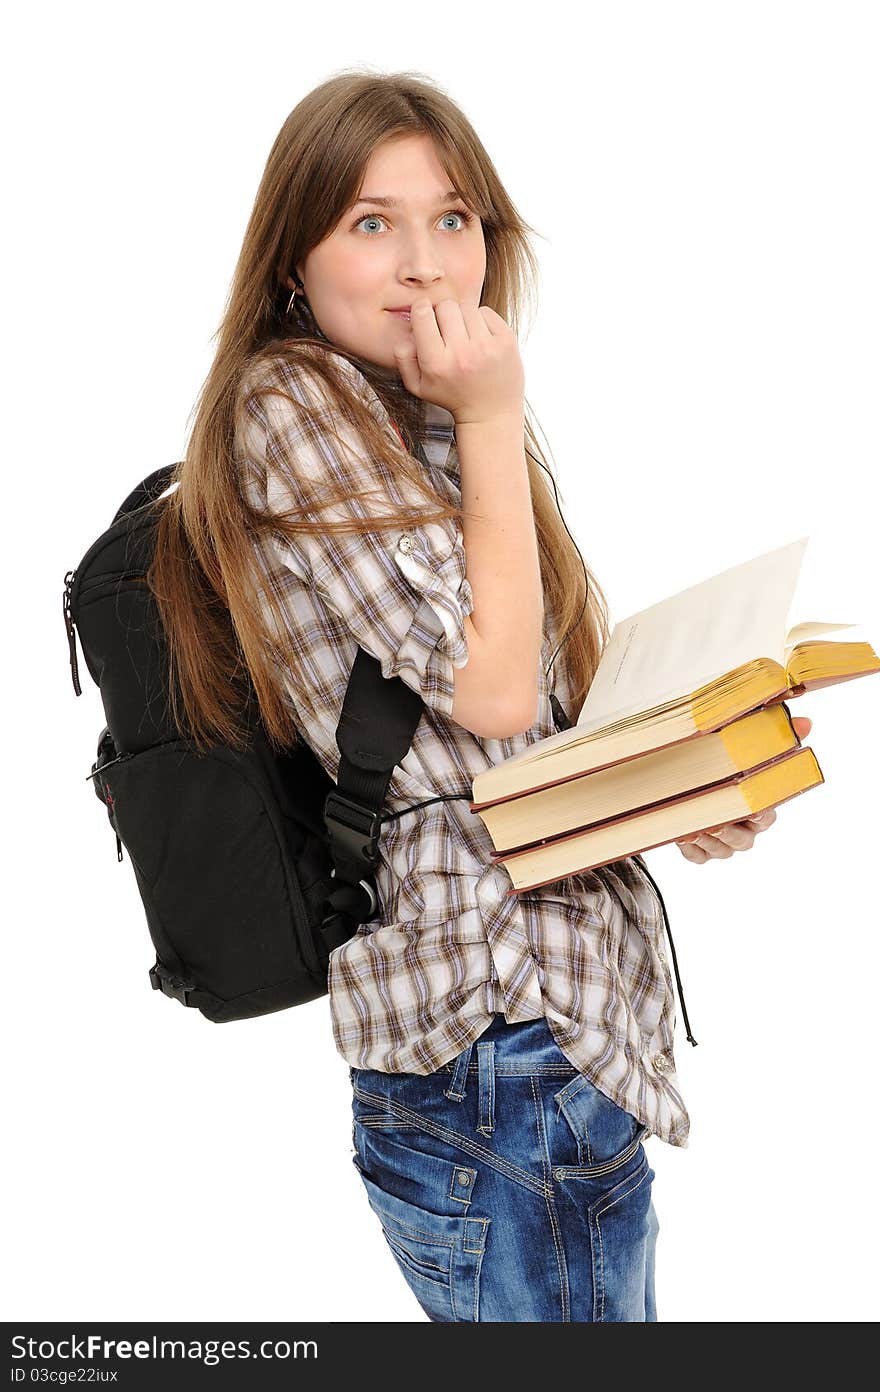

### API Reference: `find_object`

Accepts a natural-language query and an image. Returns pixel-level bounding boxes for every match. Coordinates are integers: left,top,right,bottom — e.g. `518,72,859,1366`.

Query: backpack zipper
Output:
106,790,124,863
89,757,130,862
62,570,82,696
77,568,148,596
63,567,148,697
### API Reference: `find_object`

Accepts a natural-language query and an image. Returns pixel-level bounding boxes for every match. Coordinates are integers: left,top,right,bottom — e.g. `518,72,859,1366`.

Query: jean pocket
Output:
353,1125,489,1323
551,1074,645,1175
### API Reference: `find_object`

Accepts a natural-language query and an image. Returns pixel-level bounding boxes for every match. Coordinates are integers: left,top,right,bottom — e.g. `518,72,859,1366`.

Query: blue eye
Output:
352,207,474,235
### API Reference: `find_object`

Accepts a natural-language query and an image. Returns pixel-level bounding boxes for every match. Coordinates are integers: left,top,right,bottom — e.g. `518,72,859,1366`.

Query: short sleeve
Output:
250,351,474,719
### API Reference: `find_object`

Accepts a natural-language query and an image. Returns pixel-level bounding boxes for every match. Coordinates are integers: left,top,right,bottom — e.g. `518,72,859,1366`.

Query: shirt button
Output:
652,1051,673,1073
398,532,415,553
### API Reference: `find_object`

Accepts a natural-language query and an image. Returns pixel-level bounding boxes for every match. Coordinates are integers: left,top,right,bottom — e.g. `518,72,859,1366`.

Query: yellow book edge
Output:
494,746,824,895
480,704,799,854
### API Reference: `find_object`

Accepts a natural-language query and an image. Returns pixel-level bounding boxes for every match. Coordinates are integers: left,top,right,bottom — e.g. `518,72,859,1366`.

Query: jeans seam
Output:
531,1074,570,1322
443,1063,577,1075
352,1081,550,1198
592,1159,652,1322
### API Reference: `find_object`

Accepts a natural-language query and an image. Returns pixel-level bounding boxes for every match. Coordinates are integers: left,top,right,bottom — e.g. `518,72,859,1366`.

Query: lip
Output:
386,307,412,315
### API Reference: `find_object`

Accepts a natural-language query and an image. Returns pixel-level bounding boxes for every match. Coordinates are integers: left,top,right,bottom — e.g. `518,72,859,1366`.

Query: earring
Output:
286,274,305,316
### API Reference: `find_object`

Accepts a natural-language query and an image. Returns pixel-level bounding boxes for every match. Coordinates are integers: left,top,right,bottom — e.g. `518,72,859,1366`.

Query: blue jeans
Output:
349,1013,659,1322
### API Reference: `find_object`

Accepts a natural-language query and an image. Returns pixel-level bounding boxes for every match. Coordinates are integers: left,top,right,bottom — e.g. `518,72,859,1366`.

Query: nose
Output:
402,273,443,294
397,238,444,291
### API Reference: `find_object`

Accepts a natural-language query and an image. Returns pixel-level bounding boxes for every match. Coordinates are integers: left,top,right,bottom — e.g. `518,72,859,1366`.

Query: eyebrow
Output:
352,189,462,208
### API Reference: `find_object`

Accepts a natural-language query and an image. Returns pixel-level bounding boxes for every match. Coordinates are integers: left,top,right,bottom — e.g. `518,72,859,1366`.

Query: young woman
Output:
148,70,810,1322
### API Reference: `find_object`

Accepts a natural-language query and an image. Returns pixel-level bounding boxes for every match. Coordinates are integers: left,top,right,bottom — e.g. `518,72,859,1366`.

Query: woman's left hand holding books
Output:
675,715,813,864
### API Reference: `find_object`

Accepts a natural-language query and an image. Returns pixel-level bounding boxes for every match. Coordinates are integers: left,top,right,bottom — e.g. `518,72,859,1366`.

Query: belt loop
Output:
476,1040,495,1135
444,1038,475,1101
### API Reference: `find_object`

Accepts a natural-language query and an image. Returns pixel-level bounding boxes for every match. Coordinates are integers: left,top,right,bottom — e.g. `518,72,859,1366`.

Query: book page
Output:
785,620,856,645
576,537,810,733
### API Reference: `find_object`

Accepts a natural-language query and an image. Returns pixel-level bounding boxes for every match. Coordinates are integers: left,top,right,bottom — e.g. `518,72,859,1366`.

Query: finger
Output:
458,300,494,338
431,297,471,346
476,303,511,337
678,840,710,864
745,808,777,831
710,822,757,852
409,293,446,353
692,835,735,858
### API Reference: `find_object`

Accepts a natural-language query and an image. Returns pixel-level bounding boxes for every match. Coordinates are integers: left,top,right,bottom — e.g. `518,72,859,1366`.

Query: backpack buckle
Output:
323,791,383,869
149,962,195,1006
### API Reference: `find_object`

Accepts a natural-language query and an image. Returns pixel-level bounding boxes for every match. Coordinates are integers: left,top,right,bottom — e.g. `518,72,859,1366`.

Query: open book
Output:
472,537,879,808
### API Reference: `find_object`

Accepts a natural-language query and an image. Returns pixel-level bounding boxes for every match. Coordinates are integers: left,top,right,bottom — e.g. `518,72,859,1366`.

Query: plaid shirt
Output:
234,348,690,1148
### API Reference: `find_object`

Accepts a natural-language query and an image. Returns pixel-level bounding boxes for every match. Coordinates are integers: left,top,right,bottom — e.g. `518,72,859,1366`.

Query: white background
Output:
6,0,879,1324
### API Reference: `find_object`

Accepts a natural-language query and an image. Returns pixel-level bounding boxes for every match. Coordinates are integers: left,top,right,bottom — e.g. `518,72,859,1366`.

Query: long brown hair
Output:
147,68,610,753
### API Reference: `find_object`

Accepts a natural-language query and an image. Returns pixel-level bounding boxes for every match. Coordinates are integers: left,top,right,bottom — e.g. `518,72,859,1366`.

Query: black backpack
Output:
62,462,440,1024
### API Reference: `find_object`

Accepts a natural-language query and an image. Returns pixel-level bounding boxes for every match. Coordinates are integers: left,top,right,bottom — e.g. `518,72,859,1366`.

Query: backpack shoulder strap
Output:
113,463,179,523
320,432,437,947
321,645,424,947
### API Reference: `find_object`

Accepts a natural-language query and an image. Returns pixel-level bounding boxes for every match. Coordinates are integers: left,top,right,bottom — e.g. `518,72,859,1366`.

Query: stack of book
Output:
471,538,879,895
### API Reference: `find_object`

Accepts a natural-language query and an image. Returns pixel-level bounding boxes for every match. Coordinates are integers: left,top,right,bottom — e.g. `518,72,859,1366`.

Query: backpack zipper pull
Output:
104,784,124,862
62,570,82,696
85,751,132,781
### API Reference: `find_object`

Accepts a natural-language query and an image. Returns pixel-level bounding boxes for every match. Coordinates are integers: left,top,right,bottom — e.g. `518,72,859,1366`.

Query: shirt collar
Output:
312,343,458,481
